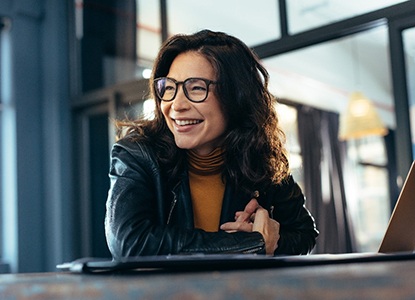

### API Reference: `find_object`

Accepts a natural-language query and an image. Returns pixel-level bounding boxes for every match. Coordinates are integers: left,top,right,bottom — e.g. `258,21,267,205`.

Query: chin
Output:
174,141,195,150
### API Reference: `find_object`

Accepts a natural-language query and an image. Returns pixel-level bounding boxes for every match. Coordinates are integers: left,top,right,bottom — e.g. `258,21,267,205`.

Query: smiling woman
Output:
159,52,226,156
104,30,318,259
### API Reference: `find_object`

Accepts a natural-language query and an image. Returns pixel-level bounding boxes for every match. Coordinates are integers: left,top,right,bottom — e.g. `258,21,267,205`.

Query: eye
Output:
186,79,207,92
191,85,206,92
164,82,176,91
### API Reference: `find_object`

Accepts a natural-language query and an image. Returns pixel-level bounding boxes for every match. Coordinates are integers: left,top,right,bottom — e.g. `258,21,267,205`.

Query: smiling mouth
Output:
174,119,203,126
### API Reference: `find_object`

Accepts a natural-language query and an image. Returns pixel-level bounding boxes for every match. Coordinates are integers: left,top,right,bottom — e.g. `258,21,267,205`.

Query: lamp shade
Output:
338,92,388,140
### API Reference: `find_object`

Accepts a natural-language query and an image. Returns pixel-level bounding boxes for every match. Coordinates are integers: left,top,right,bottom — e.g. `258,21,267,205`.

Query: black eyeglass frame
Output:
154,77,218,103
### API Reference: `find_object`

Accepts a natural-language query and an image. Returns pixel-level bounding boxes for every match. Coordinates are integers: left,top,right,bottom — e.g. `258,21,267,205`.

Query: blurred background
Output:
1,0,415,273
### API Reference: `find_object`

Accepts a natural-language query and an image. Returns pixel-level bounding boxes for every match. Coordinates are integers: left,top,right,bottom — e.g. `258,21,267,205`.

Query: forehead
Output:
167,51,216,80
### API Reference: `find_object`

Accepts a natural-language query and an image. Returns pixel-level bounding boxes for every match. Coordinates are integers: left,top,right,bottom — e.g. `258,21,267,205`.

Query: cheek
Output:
160,102,169,118
219,117,228,134
211,110,228,134
215,103,228,129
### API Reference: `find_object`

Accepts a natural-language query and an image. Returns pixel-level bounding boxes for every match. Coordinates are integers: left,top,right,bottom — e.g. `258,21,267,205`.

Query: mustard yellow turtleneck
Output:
188,148,225,232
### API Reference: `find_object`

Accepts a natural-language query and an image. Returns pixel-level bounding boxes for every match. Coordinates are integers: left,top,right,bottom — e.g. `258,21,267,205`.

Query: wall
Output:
0,0,72,272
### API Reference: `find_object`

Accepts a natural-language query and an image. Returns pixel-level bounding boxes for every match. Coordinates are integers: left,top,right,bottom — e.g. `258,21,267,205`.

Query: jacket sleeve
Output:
105,140,265,259
270,176,319,255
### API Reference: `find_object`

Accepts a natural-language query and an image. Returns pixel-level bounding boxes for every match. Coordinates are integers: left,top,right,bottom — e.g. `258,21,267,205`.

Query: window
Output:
0,19,3,258
276,103,304,188
76,0,140,92
287,0,408,34
344,136,390,251
263,27,393,252
74,0,163,93
404,27,415,155
0,17,13,262
136,0,161,73
167,0,281,47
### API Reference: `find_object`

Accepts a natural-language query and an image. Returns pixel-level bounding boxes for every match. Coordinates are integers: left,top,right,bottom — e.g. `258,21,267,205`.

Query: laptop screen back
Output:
378,161,415,253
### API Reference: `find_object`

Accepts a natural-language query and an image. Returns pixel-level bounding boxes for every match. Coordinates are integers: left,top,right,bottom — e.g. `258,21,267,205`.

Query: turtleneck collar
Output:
187,148,224,175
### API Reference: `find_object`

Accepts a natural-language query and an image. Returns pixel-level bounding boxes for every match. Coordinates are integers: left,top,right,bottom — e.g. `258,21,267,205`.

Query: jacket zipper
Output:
243,246,265,254
167,192,178,225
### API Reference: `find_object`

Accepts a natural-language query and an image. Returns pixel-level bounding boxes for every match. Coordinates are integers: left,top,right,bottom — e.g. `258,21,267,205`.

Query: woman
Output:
105,30,318,259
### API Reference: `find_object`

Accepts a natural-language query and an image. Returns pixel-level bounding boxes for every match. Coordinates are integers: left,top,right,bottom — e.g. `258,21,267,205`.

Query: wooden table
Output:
1,259,415,299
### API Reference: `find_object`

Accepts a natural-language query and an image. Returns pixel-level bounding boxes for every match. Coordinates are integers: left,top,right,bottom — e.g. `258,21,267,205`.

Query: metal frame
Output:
160,0,168,42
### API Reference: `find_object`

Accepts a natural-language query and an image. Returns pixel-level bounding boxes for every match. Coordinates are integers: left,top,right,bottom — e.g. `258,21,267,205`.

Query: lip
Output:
171,118,203,132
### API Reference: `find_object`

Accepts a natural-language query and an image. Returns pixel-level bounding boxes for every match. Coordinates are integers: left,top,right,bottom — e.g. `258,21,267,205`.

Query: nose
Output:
171,84,191,111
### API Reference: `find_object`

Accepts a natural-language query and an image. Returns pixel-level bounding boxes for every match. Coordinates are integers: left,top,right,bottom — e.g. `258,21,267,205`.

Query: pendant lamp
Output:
338,92,388,140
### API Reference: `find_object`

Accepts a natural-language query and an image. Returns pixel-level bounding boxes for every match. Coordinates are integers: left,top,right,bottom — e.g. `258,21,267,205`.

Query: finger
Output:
244,198,260,215
234,211,244,219
235,199,260,222
235,211,243,217
235,211,251,222
251,208,269,235
220,221,253,232
251,208,268,227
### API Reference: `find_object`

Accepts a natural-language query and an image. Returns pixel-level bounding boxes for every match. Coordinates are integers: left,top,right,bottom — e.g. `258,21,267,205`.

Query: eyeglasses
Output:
154,77,218,103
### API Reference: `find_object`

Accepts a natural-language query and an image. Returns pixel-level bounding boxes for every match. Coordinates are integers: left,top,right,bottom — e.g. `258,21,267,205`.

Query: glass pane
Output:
0,18,12,261
167,0,280,46
77,1,141,92
287,0,408,34
262,26,394,132
0,19,5,259
136,0,161,76
345,138,390,252
275,103,304,188
404,28,415,156
264,27,393,252
0,111,1,259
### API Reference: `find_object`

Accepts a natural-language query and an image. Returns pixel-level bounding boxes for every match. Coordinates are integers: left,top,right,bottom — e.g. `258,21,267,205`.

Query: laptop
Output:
378,160,415,253
57,162,415,273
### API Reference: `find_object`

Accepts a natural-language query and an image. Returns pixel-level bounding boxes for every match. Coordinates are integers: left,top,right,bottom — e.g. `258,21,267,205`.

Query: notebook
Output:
57,162,415,273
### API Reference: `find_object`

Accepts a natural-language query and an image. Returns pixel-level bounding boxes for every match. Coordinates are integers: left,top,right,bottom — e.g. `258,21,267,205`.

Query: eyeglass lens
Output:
155,78,209,102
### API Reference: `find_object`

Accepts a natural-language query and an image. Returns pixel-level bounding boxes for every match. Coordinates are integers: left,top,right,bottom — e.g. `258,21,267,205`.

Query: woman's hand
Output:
220,199,280,255
251,206,280,255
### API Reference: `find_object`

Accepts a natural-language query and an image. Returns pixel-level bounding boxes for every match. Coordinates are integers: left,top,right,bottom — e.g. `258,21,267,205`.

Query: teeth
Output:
175,119,201,126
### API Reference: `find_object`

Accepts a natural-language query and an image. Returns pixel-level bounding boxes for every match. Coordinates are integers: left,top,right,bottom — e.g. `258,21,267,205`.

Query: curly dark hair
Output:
117,29,289,191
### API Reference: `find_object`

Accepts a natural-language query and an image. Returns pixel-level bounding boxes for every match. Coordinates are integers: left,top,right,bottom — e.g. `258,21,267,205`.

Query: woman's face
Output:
160,51,227,156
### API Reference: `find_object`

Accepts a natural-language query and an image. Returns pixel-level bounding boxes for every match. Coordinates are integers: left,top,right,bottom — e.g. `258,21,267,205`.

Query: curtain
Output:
384,130,399,211
297,105,356,254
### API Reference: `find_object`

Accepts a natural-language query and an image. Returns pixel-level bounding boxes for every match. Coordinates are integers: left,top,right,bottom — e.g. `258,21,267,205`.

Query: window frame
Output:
0,16,12,263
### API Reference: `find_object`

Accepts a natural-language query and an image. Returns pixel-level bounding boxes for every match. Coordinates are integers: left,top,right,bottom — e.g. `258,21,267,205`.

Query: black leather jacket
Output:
105,136,318,259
